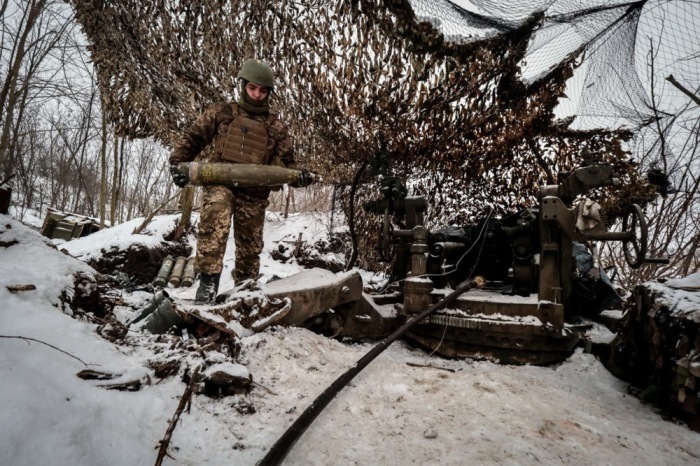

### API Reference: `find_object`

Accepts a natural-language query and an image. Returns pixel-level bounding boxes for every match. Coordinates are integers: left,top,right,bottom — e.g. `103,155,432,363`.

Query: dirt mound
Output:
89,243,191,286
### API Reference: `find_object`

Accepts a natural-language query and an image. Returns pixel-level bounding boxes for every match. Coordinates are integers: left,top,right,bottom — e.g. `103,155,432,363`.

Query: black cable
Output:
257,276,484,466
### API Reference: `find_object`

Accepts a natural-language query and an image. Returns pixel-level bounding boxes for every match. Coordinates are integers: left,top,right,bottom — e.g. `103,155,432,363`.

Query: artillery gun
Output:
145,155,654,365
306,153,654,364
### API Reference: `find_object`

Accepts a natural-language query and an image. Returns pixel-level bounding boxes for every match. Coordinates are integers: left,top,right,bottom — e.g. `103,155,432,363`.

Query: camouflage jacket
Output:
169,102,295,168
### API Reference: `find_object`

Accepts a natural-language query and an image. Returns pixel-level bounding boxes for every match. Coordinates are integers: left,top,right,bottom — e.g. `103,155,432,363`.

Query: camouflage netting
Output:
67,0,698,266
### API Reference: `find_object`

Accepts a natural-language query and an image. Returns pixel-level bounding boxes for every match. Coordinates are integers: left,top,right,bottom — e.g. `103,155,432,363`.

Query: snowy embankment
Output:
1,213,698,465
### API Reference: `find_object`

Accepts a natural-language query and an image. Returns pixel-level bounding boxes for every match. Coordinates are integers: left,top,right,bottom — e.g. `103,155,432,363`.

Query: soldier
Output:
169,58,313,304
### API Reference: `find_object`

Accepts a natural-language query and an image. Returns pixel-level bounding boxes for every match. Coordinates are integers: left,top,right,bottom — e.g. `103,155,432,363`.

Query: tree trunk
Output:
110,137,123,225
99,107,107,228
173,186,195,241
284,187,293,219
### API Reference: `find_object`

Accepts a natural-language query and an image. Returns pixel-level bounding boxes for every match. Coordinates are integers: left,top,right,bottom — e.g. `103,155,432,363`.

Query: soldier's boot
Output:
195,273,221,305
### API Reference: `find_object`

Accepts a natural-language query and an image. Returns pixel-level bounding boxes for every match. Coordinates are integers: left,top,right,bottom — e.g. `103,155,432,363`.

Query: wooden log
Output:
6,284,36,293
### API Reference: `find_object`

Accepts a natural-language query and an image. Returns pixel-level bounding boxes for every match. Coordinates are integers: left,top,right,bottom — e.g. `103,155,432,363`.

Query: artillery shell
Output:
153,255,175,287
180,162,301,187
168,256,187,287
181,257,196,287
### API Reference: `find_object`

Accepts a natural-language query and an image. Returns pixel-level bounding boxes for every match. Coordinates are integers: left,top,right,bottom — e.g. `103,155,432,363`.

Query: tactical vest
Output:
220,104,276,165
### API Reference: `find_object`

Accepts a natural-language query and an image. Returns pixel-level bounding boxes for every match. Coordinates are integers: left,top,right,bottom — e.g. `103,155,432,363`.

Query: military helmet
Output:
237,59,274,89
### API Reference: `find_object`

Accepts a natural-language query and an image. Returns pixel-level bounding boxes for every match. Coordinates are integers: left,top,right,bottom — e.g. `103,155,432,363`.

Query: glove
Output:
170,165,188,188
295,169,313,188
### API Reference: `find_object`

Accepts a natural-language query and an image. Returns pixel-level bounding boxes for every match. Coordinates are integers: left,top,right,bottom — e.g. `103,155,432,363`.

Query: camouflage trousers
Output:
195,185,270,282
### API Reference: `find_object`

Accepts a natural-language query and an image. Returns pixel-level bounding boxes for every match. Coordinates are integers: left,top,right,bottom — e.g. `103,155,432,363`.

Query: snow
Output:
1,212,699,465
585,321,617,345
205,362,250,380
665,273,700,289
646,272,700,323
61,214,186,262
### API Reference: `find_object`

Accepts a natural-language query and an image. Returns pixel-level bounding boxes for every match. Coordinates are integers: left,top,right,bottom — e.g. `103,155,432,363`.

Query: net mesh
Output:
66,0,699,265
417,1,699,130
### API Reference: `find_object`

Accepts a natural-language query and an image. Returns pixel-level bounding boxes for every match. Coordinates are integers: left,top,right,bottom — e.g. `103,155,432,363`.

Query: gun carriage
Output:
313,152,651,364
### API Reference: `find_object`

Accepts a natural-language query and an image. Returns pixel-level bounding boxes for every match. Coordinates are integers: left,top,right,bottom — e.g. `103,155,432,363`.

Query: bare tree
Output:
44,87,100,214
11,105,44,219
0,0,75,176
604,47,700,288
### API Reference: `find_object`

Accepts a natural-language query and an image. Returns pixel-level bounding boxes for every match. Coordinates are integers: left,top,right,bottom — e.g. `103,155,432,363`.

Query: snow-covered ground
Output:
1,212,698,465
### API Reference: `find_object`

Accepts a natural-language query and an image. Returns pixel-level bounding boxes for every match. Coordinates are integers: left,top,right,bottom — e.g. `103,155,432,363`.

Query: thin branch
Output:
252,380,278,395
406,362,456,373
649,38,668,173
154,364,202,466
132,189,181,234
526,137,555,185
666,74,700,107
0,335,89,366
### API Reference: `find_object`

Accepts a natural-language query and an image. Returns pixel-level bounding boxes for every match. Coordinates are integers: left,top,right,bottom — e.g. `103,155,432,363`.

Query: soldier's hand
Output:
170,165,188,188
295,169,314,188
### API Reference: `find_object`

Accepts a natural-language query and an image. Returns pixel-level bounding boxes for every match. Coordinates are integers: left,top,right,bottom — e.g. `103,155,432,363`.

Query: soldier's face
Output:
245,82,270,102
